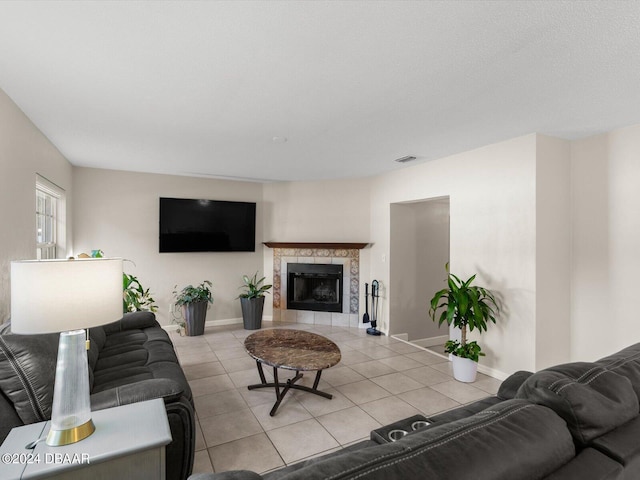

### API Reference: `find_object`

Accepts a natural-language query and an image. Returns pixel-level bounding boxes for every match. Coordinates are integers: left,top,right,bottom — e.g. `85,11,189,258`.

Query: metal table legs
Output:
247,360,333,416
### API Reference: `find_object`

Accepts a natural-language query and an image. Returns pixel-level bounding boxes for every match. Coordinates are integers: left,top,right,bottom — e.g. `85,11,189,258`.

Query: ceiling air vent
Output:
394,155,417,164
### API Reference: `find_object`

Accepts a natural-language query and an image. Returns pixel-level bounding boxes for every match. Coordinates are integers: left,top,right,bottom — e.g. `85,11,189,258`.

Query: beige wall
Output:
389,198,449,341
370,135,538,376
73,167,264,325
535,135,572,369
571,124,640,360
262,178,372,317
0,89,73,322
262,178,371,243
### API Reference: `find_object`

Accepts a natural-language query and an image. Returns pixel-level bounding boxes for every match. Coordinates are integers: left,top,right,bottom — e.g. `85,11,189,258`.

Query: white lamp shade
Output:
10,258,123,334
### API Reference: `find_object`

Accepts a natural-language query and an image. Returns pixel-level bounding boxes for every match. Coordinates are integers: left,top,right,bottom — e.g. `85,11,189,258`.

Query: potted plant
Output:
429,270,499,383
173,281,213,336
238,273,272,330
123,273,158,313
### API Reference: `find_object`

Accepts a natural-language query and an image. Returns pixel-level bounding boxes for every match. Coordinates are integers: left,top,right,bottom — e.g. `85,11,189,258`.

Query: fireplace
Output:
287,263,343,313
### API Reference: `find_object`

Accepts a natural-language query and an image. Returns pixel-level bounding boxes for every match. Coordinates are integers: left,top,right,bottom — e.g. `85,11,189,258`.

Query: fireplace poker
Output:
367,280,382,336
363,283,370,324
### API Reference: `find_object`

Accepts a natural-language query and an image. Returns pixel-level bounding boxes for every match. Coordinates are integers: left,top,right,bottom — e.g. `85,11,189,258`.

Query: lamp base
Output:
46,418,95,446
47,330,96,447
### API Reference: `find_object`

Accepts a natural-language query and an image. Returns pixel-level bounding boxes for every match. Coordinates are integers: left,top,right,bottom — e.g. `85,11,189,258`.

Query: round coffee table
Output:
244,329,341,416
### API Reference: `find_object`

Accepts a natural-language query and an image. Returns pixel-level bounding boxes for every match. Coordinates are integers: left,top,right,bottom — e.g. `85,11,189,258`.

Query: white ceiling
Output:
0,1,639,182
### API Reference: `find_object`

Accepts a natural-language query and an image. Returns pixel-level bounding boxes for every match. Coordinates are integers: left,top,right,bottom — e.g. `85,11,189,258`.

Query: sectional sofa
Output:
0,311,195,480
191,343,640,480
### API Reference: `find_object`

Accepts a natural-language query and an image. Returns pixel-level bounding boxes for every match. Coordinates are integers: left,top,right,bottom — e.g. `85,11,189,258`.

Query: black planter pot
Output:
240,297,265,330
183,301,208,336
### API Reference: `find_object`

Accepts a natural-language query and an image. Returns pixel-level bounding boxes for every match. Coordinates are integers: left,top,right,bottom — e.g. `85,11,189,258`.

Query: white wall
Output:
73,167,264,325
0,89,73,322
571,124,640,360
370,135,538,376
390,198,449,341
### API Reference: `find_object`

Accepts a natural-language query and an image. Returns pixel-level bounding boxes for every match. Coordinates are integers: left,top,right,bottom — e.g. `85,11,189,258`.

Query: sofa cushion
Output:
0,333,58,424
596,343,640,403
429,396,501,424
263,400,575,480
91,324,190,401
516,362,639,445
544,448,623,480
591,415,640,476
102,311,159,334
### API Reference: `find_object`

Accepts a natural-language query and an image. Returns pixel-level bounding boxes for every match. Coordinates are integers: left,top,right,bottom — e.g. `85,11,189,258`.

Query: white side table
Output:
0,398,172,480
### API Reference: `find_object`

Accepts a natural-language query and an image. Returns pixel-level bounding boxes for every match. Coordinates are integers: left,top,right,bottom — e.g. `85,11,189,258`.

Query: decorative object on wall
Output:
366,280,382,336
172,281,213,336
428,266,500,383
238,272,272,330
10,258,123,446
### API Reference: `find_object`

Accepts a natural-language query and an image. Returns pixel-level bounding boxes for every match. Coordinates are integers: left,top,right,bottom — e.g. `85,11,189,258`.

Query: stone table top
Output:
244,329,341,371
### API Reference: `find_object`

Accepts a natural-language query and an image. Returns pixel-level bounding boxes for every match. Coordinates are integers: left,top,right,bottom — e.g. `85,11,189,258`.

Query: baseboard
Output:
161,315,276,332
388,335,509,381
393,333,409,341
410,334,449,348
477,363,509,381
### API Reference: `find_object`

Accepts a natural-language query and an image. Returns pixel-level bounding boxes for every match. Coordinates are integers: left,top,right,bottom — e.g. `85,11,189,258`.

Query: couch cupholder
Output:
370,414,432,444
388,429,408,442
411,420,430,430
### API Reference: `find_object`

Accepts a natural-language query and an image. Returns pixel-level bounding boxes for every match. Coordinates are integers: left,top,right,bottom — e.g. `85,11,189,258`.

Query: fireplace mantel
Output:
264,242,369,249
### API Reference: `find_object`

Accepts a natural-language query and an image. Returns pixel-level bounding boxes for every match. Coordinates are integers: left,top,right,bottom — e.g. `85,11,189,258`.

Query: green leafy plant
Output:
238,273,272,299
429,269,499,361
444,340,484,362
173,281,213,305
123,273,158,313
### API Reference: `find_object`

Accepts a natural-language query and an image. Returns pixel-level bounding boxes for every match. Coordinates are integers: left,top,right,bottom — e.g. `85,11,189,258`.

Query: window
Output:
36,175,65,259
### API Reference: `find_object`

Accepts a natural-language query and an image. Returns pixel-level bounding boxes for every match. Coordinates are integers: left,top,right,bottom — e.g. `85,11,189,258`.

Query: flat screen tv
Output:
159,197,256,252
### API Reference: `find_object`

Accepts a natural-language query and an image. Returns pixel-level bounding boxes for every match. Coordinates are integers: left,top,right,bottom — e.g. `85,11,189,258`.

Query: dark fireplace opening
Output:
287,263,343,313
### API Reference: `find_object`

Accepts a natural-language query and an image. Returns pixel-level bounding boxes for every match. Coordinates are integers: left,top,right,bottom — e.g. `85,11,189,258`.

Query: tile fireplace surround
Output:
266,243,368,328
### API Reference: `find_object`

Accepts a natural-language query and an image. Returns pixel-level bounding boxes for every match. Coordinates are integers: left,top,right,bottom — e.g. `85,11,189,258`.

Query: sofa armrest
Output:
189,472,263,480
91,378,184,411
102,311,159,334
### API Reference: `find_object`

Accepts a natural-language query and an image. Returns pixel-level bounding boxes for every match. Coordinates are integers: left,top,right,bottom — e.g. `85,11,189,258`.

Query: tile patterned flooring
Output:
170,321,502,476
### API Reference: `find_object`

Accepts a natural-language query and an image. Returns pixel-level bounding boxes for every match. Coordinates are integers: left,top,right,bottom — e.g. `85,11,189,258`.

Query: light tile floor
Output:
171,321,502,476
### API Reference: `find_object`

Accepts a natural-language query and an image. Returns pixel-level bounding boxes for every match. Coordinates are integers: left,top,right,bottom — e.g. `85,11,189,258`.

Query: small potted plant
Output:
238,273,272,330
429,269,499,383
173,281,213,336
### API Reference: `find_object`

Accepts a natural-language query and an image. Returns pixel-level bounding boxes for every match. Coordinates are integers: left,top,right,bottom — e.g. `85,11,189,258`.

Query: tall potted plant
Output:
173,281,213,336
429,270,499,383
238,273,272,330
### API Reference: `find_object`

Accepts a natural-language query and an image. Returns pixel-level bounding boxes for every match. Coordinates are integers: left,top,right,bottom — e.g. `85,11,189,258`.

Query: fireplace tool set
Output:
364,280,382,336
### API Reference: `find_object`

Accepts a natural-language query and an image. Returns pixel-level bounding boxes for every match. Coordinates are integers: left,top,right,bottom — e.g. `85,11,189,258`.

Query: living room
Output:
1,2,640,479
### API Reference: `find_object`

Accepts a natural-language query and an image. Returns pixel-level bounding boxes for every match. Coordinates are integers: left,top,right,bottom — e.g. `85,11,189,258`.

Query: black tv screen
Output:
159,197,256,252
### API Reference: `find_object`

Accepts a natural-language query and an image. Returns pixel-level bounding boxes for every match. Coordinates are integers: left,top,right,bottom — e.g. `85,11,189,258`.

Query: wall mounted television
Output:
159,197,256,252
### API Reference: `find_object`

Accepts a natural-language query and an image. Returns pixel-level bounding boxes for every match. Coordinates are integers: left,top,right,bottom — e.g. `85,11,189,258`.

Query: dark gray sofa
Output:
0,311,195,480
191,343,640,480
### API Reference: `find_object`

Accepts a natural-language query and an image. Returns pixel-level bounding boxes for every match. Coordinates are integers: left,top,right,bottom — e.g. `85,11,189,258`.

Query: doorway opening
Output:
389,196,450,354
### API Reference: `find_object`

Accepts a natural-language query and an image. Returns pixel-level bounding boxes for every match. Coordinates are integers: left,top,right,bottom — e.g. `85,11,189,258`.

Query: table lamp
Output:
10,258,123,446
